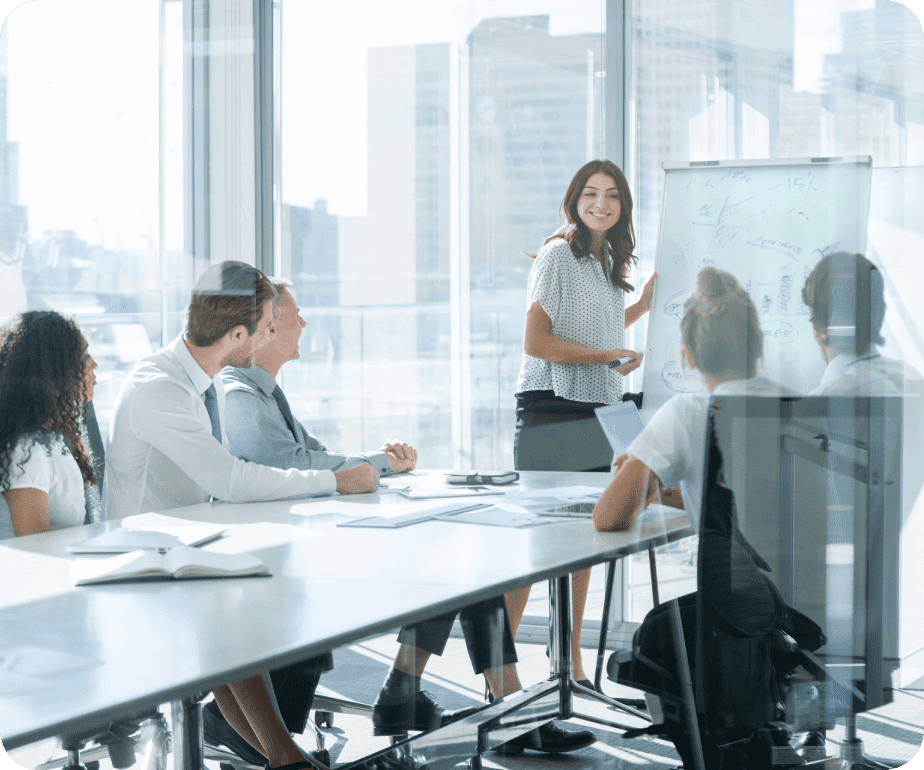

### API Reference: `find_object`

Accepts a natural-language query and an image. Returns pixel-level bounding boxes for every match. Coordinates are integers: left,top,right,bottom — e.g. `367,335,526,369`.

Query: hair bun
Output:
681,266,762,377
695,266,745,314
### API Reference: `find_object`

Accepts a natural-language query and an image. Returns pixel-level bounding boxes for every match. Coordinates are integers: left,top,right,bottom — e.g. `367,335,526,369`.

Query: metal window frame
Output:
517,0,634,645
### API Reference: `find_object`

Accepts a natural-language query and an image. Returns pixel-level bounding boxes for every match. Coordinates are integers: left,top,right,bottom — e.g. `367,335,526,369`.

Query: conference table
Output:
0,471,693,770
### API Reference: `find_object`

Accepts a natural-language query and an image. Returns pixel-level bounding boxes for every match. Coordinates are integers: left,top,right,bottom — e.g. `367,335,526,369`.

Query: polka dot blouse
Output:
515,237,626,404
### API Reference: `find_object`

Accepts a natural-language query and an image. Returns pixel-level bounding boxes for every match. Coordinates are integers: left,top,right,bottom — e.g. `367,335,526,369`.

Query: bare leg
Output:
504,585,532,636
483,663,522,699
505,573,589,680
391,644,432,678
570,568,591,681
211,685,266,757
226,674,326,769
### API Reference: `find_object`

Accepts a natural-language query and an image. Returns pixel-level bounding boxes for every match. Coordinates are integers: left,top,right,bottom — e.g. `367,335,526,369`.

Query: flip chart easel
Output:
641,156,873,415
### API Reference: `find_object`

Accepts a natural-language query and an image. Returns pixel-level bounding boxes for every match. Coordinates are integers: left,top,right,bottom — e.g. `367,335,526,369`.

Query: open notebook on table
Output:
71,546,269,585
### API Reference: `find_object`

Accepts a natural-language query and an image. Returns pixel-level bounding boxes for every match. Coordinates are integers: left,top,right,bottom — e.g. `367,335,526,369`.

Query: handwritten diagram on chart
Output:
641,158,872,415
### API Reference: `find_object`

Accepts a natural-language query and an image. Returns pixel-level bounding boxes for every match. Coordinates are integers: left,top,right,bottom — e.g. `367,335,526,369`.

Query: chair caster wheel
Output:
312,749,331,766
86,763,100,770
315,710,333,728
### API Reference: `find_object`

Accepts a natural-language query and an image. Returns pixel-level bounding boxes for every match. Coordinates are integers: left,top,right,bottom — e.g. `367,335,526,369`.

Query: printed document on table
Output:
433,502,560,528
501,485,603,508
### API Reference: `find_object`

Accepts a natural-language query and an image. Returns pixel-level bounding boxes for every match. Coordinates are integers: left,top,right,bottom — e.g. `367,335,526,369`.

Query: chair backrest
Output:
705,394,904,713
80,400,106,524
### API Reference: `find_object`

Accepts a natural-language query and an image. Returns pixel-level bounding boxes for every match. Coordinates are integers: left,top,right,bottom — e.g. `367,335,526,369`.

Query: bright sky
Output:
0,0,921,246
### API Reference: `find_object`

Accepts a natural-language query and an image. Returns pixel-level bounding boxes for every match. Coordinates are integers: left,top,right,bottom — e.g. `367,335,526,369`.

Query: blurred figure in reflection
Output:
592,266,787,531
0,311,98,538
510,159,655,687
803,252,921,395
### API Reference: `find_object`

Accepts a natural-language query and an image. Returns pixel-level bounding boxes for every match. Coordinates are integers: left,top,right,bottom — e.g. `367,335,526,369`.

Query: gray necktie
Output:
272,385,301,445
203,384,222,443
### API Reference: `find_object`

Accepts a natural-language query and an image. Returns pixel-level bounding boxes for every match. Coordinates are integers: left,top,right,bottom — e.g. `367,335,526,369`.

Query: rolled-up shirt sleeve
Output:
128,379,336,502
527,243,563,325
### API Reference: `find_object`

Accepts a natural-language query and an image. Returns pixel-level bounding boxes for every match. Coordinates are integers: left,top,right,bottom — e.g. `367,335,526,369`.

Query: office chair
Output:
771,396,905,769
705,394,907,769
607,396,833,769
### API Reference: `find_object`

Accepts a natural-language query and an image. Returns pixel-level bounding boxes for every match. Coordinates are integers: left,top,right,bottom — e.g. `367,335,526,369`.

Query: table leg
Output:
548,573,573,720
170,697,203,770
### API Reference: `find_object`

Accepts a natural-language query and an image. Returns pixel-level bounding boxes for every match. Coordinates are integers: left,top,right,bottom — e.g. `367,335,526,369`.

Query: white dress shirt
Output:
810,347,915,396
106,335,336,519
626,375,789,531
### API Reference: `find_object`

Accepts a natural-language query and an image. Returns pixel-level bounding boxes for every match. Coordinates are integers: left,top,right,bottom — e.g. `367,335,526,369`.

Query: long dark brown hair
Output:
531,160,637,293
0,311,96,491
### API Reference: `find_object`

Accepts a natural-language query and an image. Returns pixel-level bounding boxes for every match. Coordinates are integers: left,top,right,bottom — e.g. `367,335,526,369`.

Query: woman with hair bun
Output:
0,311,98,538
592,266,784,532
507,160,656,689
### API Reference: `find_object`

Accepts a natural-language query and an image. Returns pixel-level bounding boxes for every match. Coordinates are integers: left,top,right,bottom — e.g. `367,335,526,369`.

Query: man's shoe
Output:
202,701,267,766
493,721,597,755
372,690,478,736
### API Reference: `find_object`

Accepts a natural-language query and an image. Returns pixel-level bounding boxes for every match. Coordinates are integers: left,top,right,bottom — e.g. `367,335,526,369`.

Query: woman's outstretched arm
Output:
592,454,662,531
524,301,638,365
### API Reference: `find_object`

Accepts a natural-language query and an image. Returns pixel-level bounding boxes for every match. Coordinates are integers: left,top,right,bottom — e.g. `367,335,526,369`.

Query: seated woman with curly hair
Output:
0,310,326,770
0,310,99,538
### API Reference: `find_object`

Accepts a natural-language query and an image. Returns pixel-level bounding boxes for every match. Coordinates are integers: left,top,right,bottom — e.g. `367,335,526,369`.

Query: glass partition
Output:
626,0,924,672
0,0,187,438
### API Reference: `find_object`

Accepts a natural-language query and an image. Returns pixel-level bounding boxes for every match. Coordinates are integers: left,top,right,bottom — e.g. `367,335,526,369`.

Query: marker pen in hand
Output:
608,357,637,369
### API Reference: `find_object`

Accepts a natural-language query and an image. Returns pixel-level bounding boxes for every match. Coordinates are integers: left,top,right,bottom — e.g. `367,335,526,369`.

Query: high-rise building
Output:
632,1,795,256
285,199,340,309
468,15,603,290
0,31,28,313
820,0,924,166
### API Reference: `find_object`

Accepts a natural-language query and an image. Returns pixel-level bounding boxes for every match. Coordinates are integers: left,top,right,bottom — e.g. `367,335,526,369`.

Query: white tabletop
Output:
0,471,691,750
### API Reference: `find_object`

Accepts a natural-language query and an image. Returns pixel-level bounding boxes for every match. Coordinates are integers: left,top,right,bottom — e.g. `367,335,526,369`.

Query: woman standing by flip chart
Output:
507,159,655,688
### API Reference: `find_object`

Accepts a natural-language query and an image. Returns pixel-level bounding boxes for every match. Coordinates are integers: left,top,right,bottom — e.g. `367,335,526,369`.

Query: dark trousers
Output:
396,595,517,674
269,652,333,734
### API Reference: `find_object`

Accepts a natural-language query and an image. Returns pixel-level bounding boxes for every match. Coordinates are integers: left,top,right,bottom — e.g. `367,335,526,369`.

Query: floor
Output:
8,633,922,770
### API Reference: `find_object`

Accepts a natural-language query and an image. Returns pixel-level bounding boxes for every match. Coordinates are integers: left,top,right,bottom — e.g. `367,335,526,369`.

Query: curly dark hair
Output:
530,160,637,293
0,311,96,492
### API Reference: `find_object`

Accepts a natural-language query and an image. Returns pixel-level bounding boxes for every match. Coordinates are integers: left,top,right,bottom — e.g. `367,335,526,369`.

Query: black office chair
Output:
608,397,831,769
609,394,909,770
771,396,907,769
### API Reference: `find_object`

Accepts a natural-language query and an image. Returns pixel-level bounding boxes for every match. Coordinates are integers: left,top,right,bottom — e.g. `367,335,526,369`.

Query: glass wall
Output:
277,1,614,469
624,0,924,634
3,0,921,648
0,0,187,438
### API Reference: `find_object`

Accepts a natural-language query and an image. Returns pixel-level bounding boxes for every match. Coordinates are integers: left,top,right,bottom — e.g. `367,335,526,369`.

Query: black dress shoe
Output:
202,700,267,767
792,729,827,759
372,690,479,736
493,721,597,755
